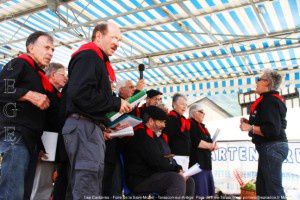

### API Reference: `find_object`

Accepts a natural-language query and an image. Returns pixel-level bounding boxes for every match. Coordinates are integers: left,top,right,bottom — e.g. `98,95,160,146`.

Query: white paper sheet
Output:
173,155,189,172
109,115,142,128
212,128,221,142
41,131,58,162
183,163,201,177
109,126,134,138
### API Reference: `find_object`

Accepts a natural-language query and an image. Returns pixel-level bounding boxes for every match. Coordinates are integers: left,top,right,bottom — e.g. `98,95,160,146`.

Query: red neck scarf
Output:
168,110,190,132
135,124,168,143
250,92,284,114
71,42,116,82
18,54,54,93
134,124,155,139
190,118,209,135
135,103,146,118
161,133,168,144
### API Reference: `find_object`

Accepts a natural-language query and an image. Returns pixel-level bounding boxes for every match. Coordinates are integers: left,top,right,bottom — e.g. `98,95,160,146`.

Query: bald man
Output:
61,22,131,199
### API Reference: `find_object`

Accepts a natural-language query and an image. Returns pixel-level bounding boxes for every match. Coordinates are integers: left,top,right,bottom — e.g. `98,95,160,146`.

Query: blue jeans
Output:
0,133,30,200
256,142,288,199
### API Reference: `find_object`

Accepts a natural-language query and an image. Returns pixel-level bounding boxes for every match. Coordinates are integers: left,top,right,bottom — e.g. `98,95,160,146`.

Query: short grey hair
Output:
189,103,203,118
45,62,64,77
262,69,282,91
172,93,186,103
116,80,131,91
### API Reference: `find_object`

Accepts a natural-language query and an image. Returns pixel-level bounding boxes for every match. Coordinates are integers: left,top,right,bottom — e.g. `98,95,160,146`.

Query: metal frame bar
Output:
0,0,272,46
114,42,300,73
0,0,74,22
111,27,300,63
249,0,269,35
150,68,300,90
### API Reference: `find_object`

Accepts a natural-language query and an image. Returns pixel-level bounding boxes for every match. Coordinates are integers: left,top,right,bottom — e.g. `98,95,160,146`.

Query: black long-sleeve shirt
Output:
45,88,62,132
0,58,46,153
163,110,191,156
189,119,213,170
63,50,121,123
124,124,182,190
248,91,287,144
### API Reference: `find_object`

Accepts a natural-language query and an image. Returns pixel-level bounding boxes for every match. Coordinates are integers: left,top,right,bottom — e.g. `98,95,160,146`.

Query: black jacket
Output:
44,87,68,162
249,91,287,144
0,58,46,153
189,119,213,170
163,110,191,156
62,50,121,123
124,124,182,190
130,103,146,118
45,87,62,132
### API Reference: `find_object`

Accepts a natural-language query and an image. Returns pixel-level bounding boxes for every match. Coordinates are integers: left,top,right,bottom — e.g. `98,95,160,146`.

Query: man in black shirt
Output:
102,79,144,198
0,31,54,199
61,21,131,199
132,89,163,118
30,63,68,200
124,106,195,197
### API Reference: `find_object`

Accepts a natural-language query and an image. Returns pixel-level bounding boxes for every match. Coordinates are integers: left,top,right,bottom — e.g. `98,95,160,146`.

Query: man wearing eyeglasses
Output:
124,106,195,197
30,62,68,200
132,89,164,118
61,21,132,199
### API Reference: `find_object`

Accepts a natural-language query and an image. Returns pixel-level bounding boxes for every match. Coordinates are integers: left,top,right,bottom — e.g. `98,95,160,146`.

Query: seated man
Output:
124,106,195,197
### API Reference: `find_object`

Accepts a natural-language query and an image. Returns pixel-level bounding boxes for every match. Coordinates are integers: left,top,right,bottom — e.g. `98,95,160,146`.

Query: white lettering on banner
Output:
212,144,300,163
296,148,300,163
212,141,300,196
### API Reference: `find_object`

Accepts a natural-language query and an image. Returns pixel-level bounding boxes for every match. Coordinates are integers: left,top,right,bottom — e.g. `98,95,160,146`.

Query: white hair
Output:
189,103,204,118
116,80,131,91
262,69,282,91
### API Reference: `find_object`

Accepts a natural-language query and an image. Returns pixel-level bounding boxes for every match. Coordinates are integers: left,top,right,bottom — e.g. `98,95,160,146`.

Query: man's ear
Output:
27,44,34,53
50,71,56,78
95,31,102,41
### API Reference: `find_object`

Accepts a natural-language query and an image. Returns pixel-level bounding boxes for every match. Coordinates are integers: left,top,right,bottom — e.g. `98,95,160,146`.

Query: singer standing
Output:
240,69,288,199
0,31,53,199
61,21,131,199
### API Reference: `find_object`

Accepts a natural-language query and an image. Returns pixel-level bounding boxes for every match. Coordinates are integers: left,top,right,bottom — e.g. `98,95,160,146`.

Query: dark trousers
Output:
52,162,69,200
52,134,70,200
133,172,195,197
62,117,106,200
192,170,215,197
102,160,122,198
102,138,122,198
256,142,288,199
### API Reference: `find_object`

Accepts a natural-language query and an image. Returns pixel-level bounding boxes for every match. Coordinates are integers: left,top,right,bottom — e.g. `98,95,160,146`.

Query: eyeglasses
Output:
256,77,268,82
198,110,204,114
55,72,66,77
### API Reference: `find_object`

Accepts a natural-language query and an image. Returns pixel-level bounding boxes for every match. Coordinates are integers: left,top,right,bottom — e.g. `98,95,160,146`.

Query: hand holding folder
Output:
106,90,147,122
108,126,134,139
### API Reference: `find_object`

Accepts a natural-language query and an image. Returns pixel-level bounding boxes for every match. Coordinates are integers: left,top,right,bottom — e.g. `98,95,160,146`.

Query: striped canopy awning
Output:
0,0,299,96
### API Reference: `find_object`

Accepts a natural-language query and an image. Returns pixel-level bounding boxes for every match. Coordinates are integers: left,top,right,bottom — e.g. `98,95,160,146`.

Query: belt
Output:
69,113,106,131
